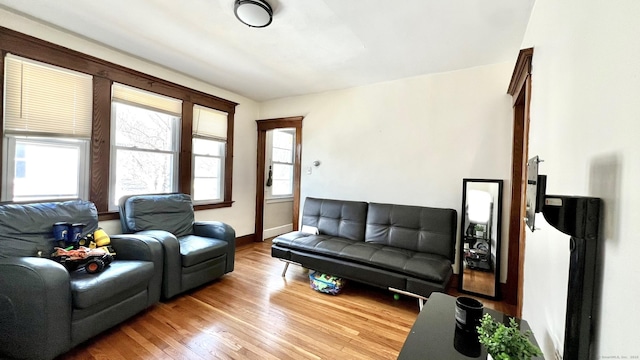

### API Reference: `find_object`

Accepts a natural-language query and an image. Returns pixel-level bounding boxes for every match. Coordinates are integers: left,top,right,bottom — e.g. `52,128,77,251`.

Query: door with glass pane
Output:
263,128,295,239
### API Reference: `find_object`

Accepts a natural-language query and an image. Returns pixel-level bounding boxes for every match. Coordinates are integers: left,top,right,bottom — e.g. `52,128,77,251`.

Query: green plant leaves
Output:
477,313,543,360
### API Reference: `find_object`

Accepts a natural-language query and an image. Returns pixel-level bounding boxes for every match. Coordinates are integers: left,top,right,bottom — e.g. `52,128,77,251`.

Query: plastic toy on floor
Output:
309,271,346,295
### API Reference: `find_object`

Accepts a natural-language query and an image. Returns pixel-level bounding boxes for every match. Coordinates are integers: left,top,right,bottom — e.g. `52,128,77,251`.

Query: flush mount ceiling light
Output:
234,0,273,28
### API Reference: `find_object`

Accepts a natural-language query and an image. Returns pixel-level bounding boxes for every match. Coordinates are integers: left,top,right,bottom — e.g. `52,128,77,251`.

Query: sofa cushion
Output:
365,203,457,260
70,260,154,309
301,198,368,241
179,235,228,267
120,194,194,237
273,234,452,283
0,201,98,259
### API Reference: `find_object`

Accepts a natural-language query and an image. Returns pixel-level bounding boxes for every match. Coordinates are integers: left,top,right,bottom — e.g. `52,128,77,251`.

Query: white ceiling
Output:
0,0,535,101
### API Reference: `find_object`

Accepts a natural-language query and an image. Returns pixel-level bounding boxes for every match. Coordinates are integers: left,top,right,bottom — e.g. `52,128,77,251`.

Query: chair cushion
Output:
0,200,98,259
179,235,228,267
70,260,154,309
120,194,194,237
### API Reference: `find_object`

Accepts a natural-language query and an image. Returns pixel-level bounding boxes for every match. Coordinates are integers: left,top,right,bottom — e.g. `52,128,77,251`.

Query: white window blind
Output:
112,83,182,115
193,105,227,140
3,54,93,138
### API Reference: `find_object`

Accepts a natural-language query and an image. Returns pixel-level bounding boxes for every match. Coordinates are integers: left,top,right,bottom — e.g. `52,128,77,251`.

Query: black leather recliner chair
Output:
0,200,163,360
118,193,235,299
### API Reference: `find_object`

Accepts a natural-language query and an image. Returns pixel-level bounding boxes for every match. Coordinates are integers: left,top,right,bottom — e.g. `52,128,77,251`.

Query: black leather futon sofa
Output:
272,197,457,307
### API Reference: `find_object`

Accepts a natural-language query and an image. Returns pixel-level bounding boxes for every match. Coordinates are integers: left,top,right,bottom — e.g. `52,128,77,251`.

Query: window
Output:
192,105,228,203
2,54,92,202
110,84,181,209
267,128,295,198
4,137,89,201
0,28,238,214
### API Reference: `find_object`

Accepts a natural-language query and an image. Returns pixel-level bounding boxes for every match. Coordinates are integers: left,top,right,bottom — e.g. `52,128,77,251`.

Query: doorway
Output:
254,116,303,242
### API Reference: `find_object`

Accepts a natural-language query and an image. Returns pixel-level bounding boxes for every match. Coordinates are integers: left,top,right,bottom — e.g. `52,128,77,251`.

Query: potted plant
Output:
474,224,485,238
477,313,543,360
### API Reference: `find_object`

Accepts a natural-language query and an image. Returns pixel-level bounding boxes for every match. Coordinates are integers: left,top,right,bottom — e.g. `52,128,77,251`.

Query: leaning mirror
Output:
459,179,503,299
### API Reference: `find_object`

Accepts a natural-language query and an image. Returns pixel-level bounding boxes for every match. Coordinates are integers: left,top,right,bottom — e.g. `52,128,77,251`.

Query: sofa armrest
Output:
194,221,236,273
110,234,164,305
0,257,72,360
134,230,181,299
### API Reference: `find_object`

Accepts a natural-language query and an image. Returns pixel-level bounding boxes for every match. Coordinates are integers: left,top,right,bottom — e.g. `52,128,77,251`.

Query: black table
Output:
398,293,543,359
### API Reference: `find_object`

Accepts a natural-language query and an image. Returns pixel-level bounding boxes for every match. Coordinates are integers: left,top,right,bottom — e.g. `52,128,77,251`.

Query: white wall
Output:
260,63,514,280
0,9,259,237
263,199,293,239
520,0,640,358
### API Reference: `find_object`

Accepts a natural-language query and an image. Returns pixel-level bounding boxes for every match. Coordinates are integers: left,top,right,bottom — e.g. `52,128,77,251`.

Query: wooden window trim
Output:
0,26,237,219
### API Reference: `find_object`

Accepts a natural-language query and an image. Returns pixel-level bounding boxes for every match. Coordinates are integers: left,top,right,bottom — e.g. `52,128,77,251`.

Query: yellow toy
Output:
92,228,116,256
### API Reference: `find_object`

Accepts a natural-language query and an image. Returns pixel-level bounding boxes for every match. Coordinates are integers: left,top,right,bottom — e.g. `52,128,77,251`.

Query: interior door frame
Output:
254,116,303,242
505,48,533,316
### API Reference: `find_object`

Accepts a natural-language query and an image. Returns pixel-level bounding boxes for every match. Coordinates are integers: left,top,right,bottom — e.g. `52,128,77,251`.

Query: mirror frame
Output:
458,178,504,300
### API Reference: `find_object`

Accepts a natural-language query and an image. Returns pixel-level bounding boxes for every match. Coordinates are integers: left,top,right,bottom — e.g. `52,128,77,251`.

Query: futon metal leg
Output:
389,287,428,311
281,262,290,277
418,298,426,311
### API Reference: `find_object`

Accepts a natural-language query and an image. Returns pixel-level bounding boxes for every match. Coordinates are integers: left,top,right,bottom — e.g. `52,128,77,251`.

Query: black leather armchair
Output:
118,193,235,299
0,200,163,360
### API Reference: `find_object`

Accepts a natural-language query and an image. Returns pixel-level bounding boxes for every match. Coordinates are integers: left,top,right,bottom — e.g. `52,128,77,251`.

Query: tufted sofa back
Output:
365,203,457,260
301,197,368,241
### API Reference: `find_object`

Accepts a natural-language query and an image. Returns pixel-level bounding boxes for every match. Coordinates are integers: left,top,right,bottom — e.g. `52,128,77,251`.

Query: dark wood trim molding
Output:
508,48,534,97
0,27,237,111
179,101,195,195
235,233,256,248
194,201,235,211
0,26,237,214
505,48,533,316
90,76,112,212
255,116,303,242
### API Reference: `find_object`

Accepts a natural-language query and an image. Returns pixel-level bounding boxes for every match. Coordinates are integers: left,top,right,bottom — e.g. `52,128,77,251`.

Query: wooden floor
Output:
60,240,513,360
461,267,496,297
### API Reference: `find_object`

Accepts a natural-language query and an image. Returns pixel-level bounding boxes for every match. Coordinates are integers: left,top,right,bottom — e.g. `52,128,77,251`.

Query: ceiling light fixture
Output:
234,0,273,28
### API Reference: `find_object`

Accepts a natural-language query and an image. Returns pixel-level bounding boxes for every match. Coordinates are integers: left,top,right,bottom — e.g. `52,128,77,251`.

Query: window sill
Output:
98,201,233,221
98,212,120,221
194,201,234,211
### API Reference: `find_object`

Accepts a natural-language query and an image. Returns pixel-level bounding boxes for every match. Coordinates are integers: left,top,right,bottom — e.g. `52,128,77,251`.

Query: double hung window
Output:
2,54,92,202
192,105,227,203
110,84,181,209
268,128,295,198
1,29,238,213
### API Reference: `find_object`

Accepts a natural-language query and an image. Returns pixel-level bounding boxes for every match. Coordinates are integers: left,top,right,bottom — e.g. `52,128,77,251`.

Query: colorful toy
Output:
309,271,346,295
51,246,113,274
50,223,116,273
93,228,116,256
52,222,86,248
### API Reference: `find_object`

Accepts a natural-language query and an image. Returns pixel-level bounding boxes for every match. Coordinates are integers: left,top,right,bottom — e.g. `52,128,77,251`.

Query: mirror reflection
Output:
459,179,503,299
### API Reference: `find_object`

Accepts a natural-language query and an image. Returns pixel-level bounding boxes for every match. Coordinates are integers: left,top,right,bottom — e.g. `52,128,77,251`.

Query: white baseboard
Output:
263,224,293,239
